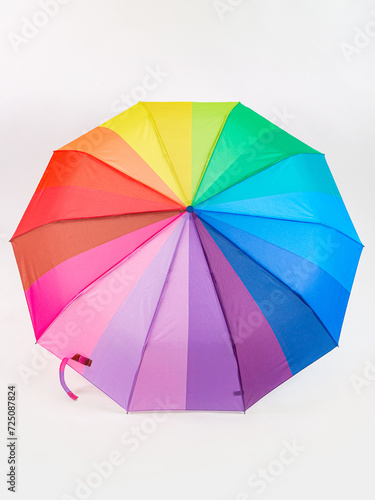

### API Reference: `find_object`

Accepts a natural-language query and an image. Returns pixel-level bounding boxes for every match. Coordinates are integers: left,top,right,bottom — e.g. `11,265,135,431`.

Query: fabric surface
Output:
11,102,363,411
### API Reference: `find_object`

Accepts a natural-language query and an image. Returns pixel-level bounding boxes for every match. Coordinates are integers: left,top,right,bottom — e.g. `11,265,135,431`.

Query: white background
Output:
1,1,375,499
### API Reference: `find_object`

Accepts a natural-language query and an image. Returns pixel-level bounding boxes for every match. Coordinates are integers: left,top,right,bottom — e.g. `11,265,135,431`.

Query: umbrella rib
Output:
53,149,186,209
10,209,185,241
36,212,185,345
195,208,362,248
126,215,187,412
191,102,240,202
193,152,320,206
198,215,340,349
192,214,246,413
140,102,189,206
195,211,362,297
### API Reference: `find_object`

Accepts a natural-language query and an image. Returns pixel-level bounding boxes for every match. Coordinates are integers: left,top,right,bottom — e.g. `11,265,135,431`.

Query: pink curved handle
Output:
59,354,92,400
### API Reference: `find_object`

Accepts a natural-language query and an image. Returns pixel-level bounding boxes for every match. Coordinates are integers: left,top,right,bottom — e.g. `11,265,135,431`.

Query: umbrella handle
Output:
59,354,92,400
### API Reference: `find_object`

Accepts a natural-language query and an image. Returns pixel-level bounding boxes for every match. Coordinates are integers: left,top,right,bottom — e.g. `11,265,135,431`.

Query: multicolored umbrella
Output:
11,102,362,412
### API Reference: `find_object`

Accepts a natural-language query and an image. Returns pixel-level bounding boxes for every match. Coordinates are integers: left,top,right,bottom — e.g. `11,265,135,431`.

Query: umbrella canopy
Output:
11,102,363,412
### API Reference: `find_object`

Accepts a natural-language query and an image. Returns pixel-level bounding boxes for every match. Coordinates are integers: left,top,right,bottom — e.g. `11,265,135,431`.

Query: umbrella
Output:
11,102,363,412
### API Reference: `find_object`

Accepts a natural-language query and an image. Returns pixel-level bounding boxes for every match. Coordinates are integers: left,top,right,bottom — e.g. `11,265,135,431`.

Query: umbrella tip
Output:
186,205,194,213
